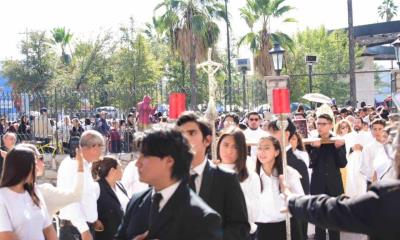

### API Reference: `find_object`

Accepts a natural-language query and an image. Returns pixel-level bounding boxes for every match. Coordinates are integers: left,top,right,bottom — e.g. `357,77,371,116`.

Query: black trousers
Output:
315,226,339,240
59,221,95,240
256,218,303,240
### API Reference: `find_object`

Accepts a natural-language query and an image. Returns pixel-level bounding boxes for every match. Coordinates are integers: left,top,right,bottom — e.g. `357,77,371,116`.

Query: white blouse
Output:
257,166,304,223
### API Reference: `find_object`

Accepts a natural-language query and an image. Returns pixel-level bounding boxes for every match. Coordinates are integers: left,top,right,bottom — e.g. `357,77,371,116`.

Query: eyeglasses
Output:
340,126,349,130
249,118,259,122
317,122,330,126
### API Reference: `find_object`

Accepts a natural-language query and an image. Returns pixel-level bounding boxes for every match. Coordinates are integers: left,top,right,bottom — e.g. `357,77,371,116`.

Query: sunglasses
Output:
249,118,259,122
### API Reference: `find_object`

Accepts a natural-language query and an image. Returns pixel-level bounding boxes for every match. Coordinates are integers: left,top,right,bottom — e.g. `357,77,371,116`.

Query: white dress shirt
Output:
257,166,304,223
57,157,100,233
244,128,269,159
360,140,384,181
189,157,208,193
219,163,261,234
38,172,83,216
152,181,181,211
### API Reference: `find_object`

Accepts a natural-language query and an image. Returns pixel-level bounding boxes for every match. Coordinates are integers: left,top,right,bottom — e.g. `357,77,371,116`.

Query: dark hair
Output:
354,116,364,124
0,147,40,207
268,117,297,140
371,118,386,128
40,107,47,114
137,127,193,181
223,113,240,125
296,104,305,112
318,113,333,123
246,111,260,119
84,118,91,126
91,156,119,180
217,127,249,182
176,111,212,139
255,136,283,192
291,131,305,151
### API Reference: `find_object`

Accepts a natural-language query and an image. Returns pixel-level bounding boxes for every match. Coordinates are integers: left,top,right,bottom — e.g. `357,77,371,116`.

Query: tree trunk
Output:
188,7,197,110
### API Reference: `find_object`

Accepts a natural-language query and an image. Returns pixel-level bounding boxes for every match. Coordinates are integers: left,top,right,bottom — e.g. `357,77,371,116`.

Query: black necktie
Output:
149,193,162,227
189,173,198,192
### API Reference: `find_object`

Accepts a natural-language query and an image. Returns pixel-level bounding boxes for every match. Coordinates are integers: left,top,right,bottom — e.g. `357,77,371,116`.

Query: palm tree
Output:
154,0,224,110
238,0,295,76
378,0,398,22
51,27,73,64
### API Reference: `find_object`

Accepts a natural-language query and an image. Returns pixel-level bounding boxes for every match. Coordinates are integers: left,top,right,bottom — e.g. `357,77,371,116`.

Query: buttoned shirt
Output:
189,157,208,193
257,166,304,223
57,157,100,233
152,181,181,211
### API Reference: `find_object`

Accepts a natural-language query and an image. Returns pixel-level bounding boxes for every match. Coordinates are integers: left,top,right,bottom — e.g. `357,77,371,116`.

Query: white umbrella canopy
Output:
302,93,332,104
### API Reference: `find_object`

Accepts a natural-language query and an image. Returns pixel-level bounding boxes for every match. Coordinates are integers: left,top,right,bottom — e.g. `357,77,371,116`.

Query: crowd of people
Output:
0,101,399,240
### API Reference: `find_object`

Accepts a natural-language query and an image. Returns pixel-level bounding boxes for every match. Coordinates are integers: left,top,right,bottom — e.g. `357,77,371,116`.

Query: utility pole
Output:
348,0,357,107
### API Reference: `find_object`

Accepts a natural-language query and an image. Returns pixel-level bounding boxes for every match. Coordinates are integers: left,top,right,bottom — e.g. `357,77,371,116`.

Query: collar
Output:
190,157,208,176
152,180,181,203
218,163,235,170
285,145,292,152
259,166,278,179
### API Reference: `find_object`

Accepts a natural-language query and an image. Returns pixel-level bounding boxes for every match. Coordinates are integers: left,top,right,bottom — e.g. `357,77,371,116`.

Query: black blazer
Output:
199,161,250,240
289,179,400,240
95,179,125,240
287,149,310,195
115,182,222,240
307,135,347,196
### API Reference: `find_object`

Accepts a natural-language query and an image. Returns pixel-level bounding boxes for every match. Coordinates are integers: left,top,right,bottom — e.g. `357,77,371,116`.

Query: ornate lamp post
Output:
269,43,285,76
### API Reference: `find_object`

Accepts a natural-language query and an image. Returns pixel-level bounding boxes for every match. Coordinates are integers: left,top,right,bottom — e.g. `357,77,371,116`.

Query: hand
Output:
76,147,84,172
0,150,7,158
352,144,363,151
133,231,148,240
93,220,104,232
81,231,92,240
334,139,345,148
278,175,292,213
311,140,321,148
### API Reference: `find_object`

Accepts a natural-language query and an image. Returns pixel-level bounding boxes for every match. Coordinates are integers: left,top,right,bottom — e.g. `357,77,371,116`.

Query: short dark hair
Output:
318,114,333,123
40,107,47,114
138,127,193,181
176,111,212,139
247,111,260,119
223,113,240,125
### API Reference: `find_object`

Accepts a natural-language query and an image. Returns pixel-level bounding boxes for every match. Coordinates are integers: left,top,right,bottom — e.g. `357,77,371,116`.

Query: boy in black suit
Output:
306,114,347,240
115,127,222,240
177,112,250,240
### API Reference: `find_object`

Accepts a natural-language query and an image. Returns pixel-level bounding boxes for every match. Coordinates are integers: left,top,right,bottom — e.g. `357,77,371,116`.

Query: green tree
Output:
285,27,363,105
1,31,55,92
154,0,224,109
51,27,73,64
238,0,295,77
378,0,398,22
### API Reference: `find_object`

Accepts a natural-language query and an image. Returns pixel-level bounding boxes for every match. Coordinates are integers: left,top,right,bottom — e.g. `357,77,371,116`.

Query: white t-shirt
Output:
0,187,52,240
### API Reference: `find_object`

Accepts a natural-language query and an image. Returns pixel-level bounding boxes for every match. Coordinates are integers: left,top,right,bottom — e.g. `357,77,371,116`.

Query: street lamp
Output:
269,43,285,76
305,55,317,93
392,35,400,68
